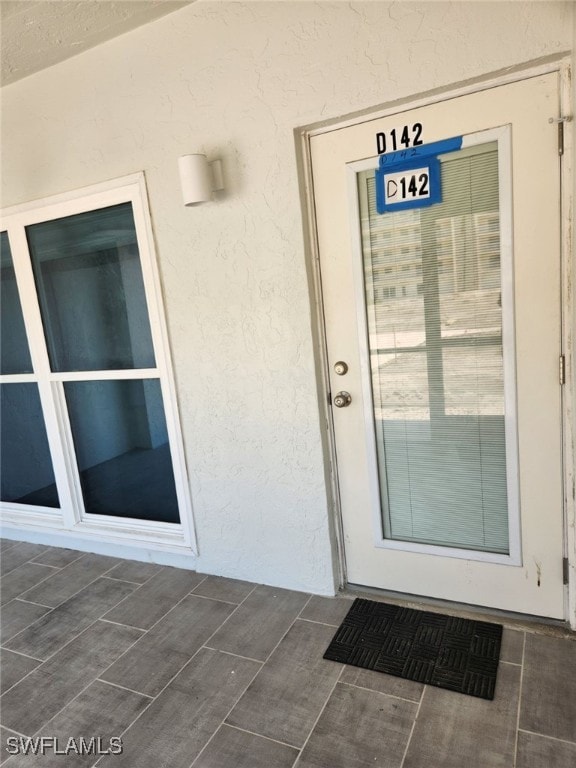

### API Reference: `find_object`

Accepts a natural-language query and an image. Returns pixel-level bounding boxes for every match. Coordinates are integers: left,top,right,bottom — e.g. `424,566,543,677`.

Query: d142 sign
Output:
375,156,441,214
384,167,430,205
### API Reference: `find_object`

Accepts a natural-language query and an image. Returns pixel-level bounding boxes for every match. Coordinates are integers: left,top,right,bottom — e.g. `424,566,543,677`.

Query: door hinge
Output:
563,557,569,585
559,354,566,385
549,116,572,156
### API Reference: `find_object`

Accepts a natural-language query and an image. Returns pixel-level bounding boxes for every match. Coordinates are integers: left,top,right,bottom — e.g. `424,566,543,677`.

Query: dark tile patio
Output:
1,540,575,767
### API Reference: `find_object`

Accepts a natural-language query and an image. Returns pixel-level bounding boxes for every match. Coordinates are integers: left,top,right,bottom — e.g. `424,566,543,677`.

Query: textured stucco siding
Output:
1,1,573,593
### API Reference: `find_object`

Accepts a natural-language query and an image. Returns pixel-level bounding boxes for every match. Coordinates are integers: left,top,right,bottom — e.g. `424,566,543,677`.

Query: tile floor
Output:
1,540,575,767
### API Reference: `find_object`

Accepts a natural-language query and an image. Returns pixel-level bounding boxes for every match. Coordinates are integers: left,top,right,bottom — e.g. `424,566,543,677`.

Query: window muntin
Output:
0,178,190,537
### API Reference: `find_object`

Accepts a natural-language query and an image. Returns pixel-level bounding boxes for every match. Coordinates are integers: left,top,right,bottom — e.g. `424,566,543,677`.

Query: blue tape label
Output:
378,135,463,167
374,135,463,214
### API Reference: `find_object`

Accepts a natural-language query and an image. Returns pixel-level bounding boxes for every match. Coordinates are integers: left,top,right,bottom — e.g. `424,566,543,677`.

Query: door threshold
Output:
344,583,575,640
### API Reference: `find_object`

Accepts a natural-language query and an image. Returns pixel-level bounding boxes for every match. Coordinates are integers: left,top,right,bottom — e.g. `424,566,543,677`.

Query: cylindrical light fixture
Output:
178,154,224,206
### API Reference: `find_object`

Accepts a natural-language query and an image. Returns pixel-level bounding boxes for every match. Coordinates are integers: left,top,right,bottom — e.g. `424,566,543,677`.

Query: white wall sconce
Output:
178,154,224,206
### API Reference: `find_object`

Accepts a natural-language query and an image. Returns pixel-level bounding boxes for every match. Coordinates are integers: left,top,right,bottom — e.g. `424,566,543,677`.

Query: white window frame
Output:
346,126,521,566
0,173,196,553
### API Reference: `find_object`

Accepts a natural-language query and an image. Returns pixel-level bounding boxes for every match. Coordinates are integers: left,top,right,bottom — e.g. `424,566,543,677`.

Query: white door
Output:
311,73,565,619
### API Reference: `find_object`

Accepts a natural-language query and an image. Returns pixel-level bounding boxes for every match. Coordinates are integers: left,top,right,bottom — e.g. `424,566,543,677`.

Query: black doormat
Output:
323,598,503,700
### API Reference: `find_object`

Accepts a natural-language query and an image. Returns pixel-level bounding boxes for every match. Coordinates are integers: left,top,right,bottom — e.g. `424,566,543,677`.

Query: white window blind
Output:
358,142,510,553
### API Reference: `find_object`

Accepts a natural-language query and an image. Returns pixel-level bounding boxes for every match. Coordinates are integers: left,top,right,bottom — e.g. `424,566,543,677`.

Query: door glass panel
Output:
64,379,180,523
1,384,60,507
358,141,509,553
1,232,33,374
26,203,156,372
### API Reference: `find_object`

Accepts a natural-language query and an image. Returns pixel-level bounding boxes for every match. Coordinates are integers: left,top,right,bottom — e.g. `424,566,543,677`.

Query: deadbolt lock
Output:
333,391,352,408
334,361,349,376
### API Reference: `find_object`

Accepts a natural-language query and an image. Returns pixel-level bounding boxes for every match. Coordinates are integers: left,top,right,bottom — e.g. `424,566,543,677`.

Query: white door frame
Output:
296,55,575,628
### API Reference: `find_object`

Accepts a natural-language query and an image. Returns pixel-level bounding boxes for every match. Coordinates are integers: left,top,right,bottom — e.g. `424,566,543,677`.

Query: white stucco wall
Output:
1,1,573,594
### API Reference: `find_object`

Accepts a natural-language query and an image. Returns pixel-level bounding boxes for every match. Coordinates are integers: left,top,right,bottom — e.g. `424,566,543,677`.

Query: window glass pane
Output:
1,232,33,374
358,141,509,553
64,379,180,523
26,204,156,372
1,384,60,507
